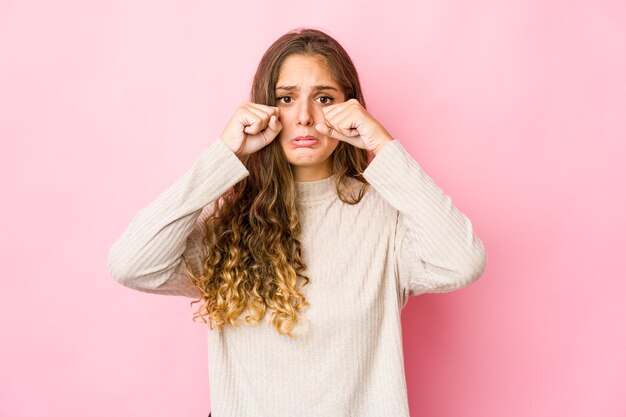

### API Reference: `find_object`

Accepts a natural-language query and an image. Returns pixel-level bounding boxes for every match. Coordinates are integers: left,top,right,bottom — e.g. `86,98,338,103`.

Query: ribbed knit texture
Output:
107,137,487,417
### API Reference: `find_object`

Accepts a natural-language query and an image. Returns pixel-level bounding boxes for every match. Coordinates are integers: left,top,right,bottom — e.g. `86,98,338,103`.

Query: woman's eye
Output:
277,96,292,104
317,96,334,104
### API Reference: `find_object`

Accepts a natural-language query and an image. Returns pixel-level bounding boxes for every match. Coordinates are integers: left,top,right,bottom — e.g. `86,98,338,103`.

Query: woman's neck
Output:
291,161,333,182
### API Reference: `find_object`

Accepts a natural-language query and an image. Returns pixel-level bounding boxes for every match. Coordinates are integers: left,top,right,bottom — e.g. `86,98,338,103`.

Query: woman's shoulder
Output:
342,176,398,214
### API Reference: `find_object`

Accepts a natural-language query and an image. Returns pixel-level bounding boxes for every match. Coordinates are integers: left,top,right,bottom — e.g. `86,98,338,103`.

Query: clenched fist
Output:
220,102,283,158
314,99,393,155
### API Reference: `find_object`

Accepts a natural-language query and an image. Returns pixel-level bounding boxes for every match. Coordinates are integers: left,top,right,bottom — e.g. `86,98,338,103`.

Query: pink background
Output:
1,1,625,416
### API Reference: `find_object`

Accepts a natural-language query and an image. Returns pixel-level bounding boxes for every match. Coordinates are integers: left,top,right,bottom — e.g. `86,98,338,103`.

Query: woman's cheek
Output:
280,108,295,123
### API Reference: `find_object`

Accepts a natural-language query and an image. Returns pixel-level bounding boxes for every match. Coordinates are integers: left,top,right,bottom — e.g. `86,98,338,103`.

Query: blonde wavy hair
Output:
184,28,373,338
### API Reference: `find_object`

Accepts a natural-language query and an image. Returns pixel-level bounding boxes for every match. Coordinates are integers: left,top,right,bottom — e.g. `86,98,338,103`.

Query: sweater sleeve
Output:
107,138,250,298
361,139,487,307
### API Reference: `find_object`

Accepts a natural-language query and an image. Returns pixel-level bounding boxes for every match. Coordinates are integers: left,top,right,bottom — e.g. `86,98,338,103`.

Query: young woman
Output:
108,27,487,417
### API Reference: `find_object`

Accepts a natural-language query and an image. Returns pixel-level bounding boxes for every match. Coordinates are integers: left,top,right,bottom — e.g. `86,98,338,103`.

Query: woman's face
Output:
275,54,346,182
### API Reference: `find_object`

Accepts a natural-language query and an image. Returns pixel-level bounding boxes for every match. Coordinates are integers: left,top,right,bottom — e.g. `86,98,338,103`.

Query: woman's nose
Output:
297,102,315,127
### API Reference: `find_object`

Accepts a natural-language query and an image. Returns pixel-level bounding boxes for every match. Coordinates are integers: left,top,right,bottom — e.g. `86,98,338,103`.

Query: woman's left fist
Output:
314,99,393,155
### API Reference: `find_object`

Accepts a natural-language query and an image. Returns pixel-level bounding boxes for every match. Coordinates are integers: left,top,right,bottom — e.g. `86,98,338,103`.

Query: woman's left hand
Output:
314,99,394,155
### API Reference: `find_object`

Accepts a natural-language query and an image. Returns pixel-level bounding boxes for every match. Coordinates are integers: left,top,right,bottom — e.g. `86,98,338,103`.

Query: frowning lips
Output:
292,136,319,147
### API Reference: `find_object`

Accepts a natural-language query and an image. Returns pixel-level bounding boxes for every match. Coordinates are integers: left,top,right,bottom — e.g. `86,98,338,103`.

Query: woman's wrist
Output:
372,138,394,156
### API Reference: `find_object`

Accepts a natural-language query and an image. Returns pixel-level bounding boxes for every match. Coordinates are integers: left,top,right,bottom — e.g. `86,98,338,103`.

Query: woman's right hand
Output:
220,102,282,158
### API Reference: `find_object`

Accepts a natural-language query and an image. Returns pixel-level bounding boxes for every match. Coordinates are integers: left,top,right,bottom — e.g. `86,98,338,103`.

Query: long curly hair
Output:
185,28,373,338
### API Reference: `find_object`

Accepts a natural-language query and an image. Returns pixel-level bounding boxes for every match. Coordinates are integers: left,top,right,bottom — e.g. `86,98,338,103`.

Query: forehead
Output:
276,54,339,86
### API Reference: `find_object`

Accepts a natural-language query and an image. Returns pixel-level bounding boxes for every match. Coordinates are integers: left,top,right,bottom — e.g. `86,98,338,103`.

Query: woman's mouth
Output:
292,136,319,147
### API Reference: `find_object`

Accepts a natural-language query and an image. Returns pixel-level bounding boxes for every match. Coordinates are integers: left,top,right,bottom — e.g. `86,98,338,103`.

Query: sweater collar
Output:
295,174,337,204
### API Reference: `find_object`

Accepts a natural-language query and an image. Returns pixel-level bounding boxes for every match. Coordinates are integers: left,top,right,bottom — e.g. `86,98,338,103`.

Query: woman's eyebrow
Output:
275,85,339,92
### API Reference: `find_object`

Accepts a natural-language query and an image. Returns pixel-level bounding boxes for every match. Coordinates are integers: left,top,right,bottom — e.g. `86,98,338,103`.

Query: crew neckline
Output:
294,174,337,204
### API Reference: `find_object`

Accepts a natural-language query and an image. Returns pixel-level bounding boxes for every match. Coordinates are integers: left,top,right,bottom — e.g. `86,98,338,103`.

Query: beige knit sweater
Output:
107,137,487,417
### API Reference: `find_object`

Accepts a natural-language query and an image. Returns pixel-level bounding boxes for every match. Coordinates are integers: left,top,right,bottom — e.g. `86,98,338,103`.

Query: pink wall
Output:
1,1,624,416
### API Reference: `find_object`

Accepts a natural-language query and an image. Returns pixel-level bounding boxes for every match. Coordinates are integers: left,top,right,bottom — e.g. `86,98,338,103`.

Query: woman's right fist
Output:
220,102,282,158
